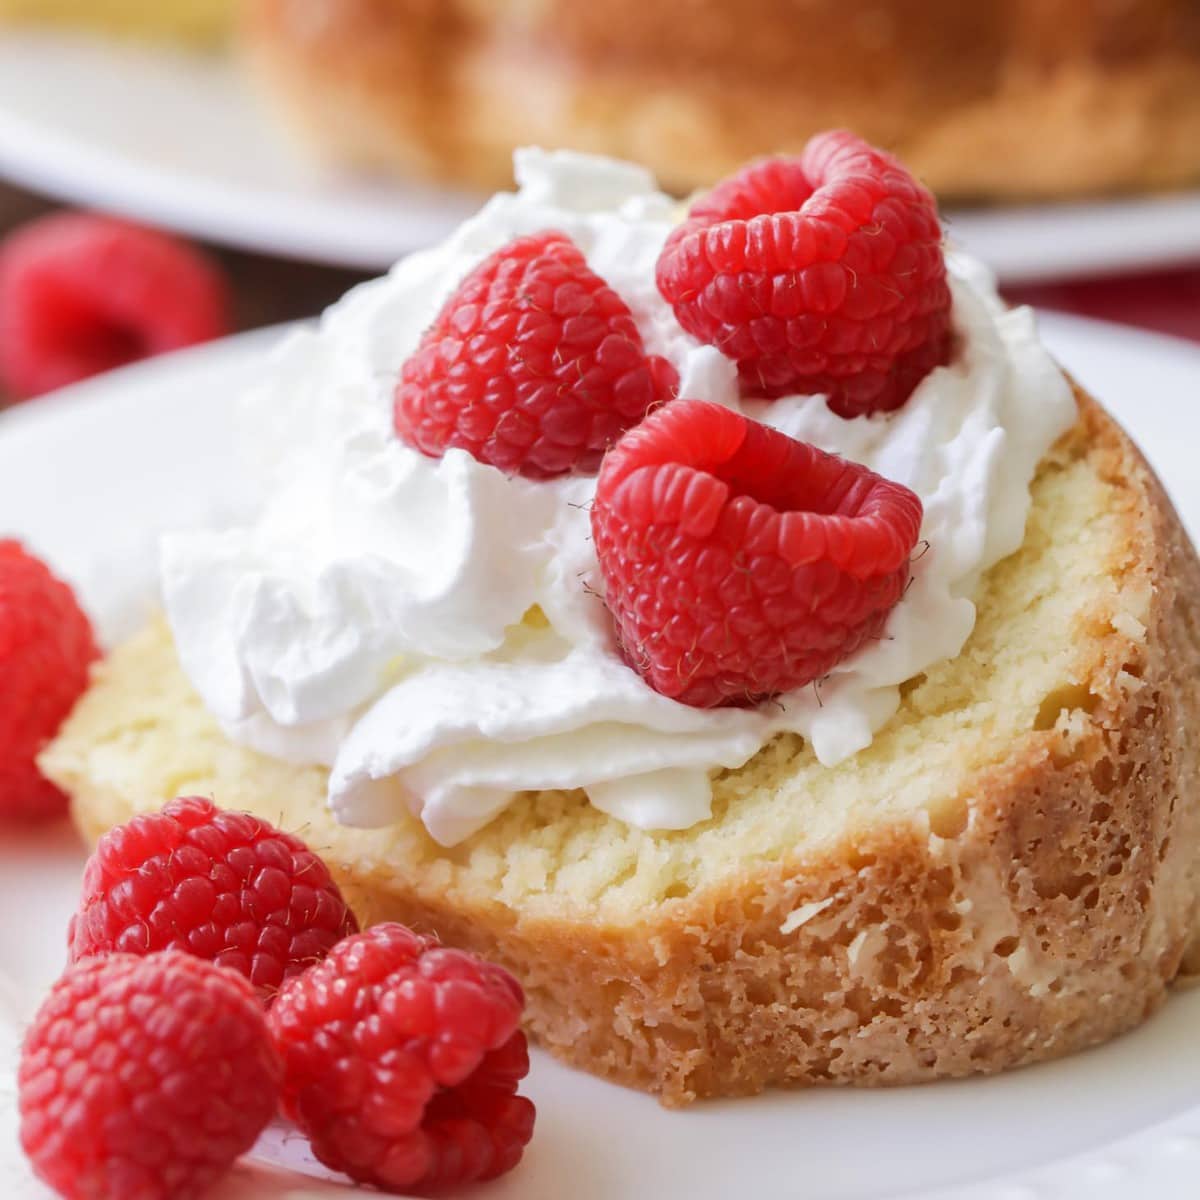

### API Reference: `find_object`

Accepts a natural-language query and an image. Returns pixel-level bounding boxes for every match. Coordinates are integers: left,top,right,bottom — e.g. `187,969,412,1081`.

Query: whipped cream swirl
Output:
162,149,1077,846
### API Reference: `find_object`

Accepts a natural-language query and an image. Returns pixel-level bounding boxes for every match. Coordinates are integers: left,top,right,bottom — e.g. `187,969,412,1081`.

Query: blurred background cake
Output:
0,0,233,43
240,0,1200,200
5,1,1198,203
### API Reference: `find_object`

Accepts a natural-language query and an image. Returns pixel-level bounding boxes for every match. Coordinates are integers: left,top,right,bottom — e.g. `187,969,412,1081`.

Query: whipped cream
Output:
162,149,1077,846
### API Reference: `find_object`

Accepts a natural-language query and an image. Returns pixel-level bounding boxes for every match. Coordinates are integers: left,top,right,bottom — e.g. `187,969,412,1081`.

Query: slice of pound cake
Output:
43,135,1200,1106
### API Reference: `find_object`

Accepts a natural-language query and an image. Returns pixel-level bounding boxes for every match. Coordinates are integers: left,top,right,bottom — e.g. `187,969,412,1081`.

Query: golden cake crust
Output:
239,0,1200,198
43,387,1200,1106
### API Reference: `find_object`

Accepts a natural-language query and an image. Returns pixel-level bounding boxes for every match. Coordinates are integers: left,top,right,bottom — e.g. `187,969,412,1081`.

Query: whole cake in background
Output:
241,0,1200,200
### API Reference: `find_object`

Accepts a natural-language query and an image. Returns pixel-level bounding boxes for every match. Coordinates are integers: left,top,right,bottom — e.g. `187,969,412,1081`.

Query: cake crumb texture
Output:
44,388,1200,1105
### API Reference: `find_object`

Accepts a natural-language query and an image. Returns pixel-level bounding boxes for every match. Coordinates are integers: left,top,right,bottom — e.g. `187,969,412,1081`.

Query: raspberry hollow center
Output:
595,399,922,579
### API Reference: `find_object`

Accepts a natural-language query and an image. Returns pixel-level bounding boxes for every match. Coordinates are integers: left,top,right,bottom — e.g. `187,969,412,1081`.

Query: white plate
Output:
0,33,480,270
2,31,1200,284
2,313,1200,1200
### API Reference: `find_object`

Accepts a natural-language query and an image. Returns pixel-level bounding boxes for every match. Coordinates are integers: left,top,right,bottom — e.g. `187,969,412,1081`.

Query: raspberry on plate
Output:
19,951,280,1200
656,130,952,418
0,540,99,820
70,795,359,1002
591,399,924,707
0,212,232,400
394,229,678,478
267,922,536,1195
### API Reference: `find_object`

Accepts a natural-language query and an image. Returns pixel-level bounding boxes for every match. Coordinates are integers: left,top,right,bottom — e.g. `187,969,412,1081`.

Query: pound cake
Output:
43,135,1200,1106
240,0,1200,200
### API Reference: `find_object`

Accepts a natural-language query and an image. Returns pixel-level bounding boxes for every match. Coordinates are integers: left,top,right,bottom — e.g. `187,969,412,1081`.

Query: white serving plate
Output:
1,312,1200,1198
1,32,1199,284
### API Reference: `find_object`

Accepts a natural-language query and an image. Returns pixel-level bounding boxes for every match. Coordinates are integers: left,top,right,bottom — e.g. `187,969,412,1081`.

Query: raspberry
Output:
591,399,923,707
395,230,678,478
0,212,231,400
70,796,359,1002
19,951,280,1200
656,131,952,417
0,540,99,820
267,923,536,1195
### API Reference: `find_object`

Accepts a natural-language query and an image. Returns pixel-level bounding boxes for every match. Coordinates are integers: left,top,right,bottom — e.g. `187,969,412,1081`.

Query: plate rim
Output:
0,31,479,270
2,31,1200,281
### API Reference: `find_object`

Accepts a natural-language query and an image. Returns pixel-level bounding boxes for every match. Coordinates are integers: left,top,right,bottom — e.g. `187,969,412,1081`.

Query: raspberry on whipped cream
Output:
395,228,678,478
161,149,1077,847
591,399,925,708
657,132,952,416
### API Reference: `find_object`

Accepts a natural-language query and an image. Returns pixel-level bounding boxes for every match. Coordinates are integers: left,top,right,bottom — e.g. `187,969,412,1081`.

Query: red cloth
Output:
1005,268,1200,344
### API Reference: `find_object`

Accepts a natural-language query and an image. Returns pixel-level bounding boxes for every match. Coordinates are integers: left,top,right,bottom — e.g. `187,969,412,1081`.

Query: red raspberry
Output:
656,131,952,417
0,212,232,400
591,399,923,707
394,230,678,478
70,796,359,1002
0,540,99,820
19,951,280,1200
267,923,536,1195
